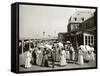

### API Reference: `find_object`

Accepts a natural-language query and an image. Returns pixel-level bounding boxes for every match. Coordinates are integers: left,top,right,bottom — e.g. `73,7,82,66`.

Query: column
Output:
84,35,85,46
93,36,94,45
21,40,24,55
87,36,88,45
90,36,91,45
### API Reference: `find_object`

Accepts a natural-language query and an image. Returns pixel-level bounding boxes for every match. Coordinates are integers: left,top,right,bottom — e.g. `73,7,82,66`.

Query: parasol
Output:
39,45,45,48
79,45,87,52
66,41,71,44
45,44,52,49
85,45,91,51
58,42,64,47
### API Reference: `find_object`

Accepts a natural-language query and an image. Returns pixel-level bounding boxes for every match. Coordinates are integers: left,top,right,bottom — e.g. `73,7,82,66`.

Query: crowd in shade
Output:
19,40,95,69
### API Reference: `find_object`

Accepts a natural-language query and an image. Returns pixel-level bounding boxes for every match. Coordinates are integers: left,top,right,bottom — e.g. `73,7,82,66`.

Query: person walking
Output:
25,50,32,68
36,47,43,66
41,48,49,67
55,45,60,62
32,49,37,65
78,47,84,65
51,47,56,68
65,45,70,62
90,44,95,61
60,48,67,66
70,44,75,61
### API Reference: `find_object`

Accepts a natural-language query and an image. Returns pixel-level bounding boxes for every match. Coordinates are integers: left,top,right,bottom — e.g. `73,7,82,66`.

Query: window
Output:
85,36,87,45
91,36,93,44
71,24,74,31
74,17,77,21
88,36,90,45
82,17,84,21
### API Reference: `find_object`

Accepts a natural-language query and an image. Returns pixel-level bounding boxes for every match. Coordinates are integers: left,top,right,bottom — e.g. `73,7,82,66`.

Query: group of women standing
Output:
24,45,69,68
77,44,95,65
24,47,50,68
24,41,95,69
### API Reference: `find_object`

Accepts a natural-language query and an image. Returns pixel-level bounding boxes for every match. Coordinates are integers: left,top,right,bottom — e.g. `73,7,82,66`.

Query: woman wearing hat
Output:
78,47,84,65
25,50,32,68
51,46,56,68
41,48,49,67
60,48,67,66
36,47,43,66
70,44,75,61
65,45,70,62
90,44,95,61
55,45,60,62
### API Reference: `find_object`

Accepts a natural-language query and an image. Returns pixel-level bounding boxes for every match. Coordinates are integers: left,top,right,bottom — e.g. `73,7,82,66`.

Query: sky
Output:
19,4,95,40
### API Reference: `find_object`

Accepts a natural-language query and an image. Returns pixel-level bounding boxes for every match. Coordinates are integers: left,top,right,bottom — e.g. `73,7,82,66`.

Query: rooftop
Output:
68,10,95,23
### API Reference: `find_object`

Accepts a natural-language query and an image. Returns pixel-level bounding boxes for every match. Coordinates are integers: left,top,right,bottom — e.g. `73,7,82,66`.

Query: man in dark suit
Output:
32,49,36,65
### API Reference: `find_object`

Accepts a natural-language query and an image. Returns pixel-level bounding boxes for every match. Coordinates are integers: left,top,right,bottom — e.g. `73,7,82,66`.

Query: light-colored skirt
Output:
78,55,84,65
91,52,95,60
25,57,32,68
60,56,67,66
66,51,70,60
72,52,75,60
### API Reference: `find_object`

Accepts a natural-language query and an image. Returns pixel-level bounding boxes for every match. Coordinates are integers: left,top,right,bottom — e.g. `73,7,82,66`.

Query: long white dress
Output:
72,51,75,61
36,50,43,65
90,47,95,60
70,47,75,60
25,51,32,68
55,48,60,62
78,50,84,65
66,51,70,60
60,50,67,66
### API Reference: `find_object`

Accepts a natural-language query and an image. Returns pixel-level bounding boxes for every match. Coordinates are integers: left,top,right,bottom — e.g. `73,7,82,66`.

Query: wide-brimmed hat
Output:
90,43,93,46
66,41,71,44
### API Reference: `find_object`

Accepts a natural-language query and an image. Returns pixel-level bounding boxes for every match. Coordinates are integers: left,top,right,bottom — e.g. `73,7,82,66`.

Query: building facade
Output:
67,11,93,32
58,10,97,49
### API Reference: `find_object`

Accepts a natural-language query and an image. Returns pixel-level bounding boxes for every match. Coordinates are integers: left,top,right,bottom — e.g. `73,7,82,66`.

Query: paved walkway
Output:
19,60,96,72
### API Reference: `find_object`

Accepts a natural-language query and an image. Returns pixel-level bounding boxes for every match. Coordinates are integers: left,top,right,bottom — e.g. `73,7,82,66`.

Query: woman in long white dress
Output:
60,48,67,66
70,45,75,61
66,50,70,60
65,45,70,61
78,48,84,65
90,45,95,61
72,51,75,61
36,47,43,66
55,45,60,62
25,50,32,68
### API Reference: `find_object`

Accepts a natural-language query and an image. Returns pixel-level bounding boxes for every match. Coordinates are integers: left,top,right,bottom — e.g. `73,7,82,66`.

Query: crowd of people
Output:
19,40,95,69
